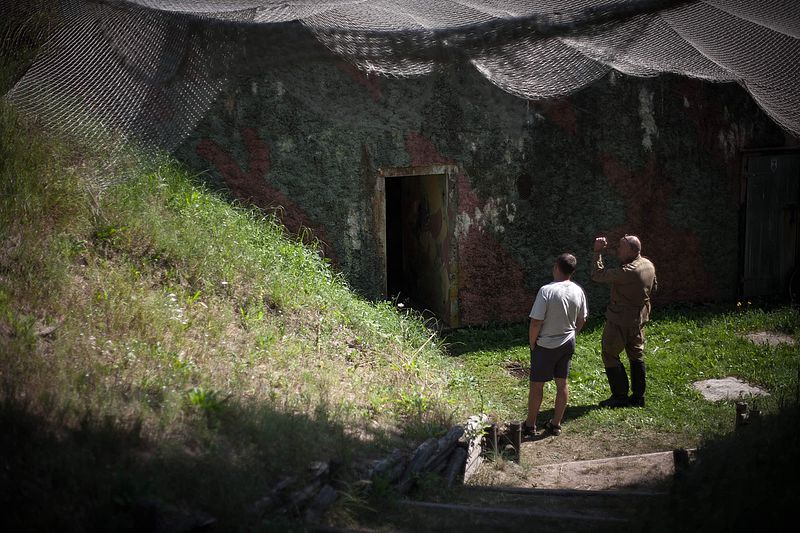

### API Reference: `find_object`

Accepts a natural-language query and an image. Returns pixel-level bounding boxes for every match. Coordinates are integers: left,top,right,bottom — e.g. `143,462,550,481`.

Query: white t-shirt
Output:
529,280,588,349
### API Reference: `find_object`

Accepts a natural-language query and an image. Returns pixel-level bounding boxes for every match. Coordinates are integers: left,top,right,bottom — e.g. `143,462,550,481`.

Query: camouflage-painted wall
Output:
176,59,795,326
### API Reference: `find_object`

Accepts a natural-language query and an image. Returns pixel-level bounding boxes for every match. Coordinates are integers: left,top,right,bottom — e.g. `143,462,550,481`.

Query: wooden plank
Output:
444,447,467,488
398,500,630,524
516,449,695,491
463,486,668,499
463,433,484,483
396,438,439,493
370,448,406,483
424,425,464,470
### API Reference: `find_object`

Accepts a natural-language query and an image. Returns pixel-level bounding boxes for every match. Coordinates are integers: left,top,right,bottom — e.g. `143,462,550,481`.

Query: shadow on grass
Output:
444,304,800,359
442,317,608,357
532,403,603,427
652,301,799,330
648,398,800,532
0,391,423,532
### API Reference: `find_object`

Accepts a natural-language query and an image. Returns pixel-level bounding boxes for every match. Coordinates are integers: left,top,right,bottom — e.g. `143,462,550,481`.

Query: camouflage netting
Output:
2,0,799,152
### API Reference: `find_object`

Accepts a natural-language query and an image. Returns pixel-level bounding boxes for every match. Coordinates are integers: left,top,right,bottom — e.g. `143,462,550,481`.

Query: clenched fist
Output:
594,237,607,252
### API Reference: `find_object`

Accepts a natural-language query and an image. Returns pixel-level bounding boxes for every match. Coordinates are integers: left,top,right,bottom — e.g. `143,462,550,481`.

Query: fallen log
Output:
396,437,439,494
444,447,467,488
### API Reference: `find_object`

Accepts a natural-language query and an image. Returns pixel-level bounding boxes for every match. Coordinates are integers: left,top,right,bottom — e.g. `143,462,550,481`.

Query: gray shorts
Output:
530,337,575,382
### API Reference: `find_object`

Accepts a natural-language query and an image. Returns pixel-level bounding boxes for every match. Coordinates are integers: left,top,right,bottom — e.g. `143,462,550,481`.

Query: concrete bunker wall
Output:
176,61,794,326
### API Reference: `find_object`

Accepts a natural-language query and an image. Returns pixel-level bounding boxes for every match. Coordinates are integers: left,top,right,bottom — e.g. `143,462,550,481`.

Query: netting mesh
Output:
2,0,799,153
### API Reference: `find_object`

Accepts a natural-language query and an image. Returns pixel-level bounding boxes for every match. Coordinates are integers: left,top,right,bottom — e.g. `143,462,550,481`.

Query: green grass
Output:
444,305,800,447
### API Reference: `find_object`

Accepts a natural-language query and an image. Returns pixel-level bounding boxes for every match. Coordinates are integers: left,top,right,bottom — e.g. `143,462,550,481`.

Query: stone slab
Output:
744,331,796,347
692,377,769,401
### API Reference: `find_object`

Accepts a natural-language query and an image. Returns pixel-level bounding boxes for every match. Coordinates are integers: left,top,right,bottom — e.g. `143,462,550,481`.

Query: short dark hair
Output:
556,253,577,276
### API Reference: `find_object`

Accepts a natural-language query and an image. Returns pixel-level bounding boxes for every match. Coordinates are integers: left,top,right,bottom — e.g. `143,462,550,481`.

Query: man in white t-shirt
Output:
523,253,588,437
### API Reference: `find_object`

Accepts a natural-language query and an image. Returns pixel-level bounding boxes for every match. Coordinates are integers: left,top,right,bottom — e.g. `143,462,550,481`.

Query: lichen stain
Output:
599,152,712,303
674,79,745,185
638,87,658,151
195,127,335,260
404,132,534,324
717,124,751,162
346,208,362,250
470,197,516,233
274,81,285,99
454,212,472,241
673,79,775,212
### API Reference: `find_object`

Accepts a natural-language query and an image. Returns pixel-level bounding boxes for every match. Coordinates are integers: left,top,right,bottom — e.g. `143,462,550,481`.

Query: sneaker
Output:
544,421,561,436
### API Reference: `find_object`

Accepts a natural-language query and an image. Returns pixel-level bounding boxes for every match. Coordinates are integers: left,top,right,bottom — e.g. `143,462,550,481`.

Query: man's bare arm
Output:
529,319,543,348
576,315,586,334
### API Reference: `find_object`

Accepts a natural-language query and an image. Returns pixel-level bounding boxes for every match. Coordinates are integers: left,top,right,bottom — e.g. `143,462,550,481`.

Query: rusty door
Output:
382,165,458,326
743,153,800,298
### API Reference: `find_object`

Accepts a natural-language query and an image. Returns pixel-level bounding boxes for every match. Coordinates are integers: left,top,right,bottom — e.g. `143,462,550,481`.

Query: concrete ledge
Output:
518,449,696,491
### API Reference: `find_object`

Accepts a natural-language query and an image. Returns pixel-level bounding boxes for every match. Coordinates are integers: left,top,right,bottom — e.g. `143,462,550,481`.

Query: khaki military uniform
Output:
591,253,657,367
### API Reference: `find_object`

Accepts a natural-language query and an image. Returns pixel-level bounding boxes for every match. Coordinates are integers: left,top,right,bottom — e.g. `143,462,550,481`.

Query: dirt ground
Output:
467,428,694,490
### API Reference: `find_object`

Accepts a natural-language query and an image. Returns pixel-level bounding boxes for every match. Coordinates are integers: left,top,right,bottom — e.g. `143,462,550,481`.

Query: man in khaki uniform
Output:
592,235,657,408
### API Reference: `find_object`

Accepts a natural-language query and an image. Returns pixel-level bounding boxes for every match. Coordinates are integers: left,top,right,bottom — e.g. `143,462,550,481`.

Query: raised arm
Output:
591,237,626,284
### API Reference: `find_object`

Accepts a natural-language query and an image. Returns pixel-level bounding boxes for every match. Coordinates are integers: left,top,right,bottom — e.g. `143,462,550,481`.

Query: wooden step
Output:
322,450,687,532
396,499,632,532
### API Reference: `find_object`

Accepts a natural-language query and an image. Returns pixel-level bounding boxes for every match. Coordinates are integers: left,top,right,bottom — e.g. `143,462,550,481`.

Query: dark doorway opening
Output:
384,172,451,322
385,177,404,298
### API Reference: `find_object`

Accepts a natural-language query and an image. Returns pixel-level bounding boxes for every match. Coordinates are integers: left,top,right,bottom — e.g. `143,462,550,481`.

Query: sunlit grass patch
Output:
444,305,800,447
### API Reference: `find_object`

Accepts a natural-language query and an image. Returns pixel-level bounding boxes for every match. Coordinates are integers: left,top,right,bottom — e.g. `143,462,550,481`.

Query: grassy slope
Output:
0,103,471,530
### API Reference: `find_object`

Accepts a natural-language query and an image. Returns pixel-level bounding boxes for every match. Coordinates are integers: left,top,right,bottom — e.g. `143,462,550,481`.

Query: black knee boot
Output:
599,365,629,408
629,360,646,407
